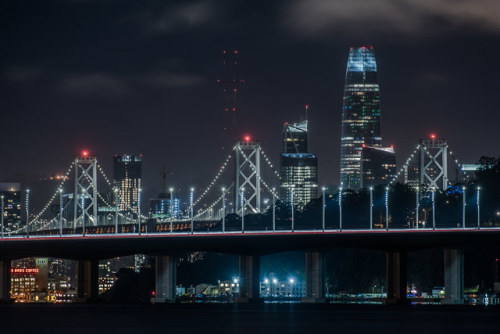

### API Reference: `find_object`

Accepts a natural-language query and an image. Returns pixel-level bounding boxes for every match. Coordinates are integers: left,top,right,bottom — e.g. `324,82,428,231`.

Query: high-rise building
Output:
361,146,396,188
280,120,318,210
282,120,308,153
0,182,22,232
113,155,142,213
340,46,382,191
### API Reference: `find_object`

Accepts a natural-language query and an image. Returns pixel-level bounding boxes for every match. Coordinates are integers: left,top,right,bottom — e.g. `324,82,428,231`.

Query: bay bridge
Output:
0,137,498,305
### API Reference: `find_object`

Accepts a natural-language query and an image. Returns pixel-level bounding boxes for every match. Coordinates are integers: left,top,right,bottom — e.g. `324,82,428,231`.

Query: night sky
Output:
2,0,500,208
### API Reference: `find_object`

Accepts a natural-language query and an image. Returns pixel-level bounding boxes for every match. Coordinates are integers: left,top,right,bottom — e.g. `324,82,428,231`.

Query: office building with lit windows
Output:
113,155,142,213
340,46,383,191
280,120,318,210
0,182,22,232
361,146,396,188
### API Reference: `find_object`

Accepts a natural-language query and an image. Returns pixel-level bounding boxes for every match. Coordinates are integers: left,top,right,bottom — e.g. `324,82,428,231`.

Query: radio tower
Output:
217,50,244,146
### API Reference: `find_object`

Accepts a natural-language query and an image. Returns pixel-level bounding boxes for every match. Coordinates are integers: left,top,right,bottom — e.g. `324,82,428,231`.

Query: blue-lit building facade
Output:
150,195,180,219
280,120,318,210
340,46,383,191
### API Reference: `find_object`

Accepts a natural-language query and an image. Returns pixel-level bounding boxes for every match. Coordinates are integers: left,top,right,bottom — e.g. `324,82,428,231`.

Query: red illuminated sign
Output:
10,268,39,275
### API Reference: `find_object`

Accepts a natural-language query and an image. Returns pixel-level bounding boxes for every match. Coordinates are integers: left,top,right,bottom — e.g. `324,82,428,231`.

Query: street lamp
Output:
59,188,63,236
339,187,343,231
290,188,294,232
272,187,276,232
369,187,373,230
415,186,419,229
190,188,194,234
114,187,119,234
385,187,389,231
431,187,436,230
462,186,466,229
170,187,174,234
26,189,30,238
138,188,142,235
477,186,481,229
222,187,226,233
1,195,4,238
322,187,326,232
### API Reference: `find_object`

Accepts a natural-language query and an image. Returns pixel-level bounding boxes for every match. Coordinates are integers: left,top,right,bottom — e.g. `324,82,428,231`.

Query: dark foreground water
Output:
0,303,499,334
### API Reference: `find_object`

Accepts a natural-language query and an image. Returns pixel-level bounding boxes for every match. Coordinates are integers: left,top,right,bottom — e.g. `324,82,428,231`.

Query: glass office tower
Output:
280,120,318,210
340,46,382,191
113,155,142,213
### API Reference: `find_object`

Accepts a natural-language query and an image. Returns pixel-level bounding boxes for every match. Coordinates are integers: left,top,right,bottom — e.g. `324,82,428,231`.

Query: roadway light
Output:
385,187,389,231
369,187,373,230
138,188,142,235
222,187,226,233
477,186,481,229
272,187,276,232
339,187,343,231
290,187,294,232
462,186,467,229
170,187,174,234
59,188,64,237
1,195,4,238
190,188,194,234
322,187,326,232
26,189,30,238
415,186,419,230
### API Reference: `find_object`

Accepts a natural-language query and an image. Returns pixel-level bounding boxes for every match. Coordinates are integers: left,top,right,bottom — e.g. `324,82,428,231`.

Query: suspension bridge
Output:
0,136,495,238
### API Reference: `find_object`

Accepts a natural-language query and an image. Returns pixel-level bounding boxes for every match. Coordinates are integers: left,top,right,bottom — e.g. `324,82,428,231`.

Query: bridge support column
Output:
444,248,464,304
151,255,177,303
77,259,99,302
0,260,11,301
302,251,326,303
235,254,261,303
386,251,408,305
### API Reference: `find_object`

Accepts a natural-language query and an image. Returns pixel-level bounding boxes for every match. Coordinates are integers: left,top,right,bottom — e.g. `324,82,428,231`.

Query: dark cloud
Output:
141,0,221,34
59,73,128,96
284,0,500,38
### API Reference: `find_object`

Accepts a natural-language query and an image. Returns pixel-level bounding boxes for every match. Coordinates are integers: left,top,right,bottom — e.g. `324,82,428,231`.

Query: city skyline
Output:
2,1,500,210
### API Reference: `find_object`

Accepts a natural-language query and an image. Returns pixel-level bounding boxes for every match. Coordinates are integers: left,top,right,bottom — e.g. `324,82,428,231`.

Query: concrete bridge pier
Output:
235,254,261,303
0,260,11,301
77,259,99,302
151,255,177,303
385,251,409,305
444,248,464,304
302,251,326,303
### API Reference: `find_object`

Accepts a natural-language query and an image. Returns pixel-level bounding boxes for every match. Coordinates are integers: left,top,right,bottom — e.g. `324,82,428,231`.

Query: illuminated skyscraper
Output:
113,155,142,213
361,146,396,188
280,120,318,210
340,46,382,190
0,182,22,232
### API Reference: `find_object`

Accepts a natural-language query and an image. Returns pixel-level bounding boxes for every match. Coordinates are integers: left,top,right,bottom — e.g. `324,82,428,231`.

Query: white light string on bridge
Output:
7,162,76,235
260,147,281,181
192,147,235,208
446,144,469,182
192,184,234,220
239,148,279,198
388,144,421,186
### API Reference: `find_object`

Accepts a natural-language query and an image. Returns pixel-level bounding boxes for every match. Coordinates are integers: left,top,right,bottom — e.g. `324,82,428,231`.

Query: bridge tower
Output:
234,140,261,214
73,152,98,229
419,137,448,191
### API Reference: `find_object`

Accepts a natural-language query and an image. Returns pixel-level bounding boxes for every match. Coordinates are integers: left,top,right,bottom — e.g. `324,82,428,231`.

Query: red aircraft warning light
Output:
81,150,89,157
430,133,437,140
243,135,251,142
